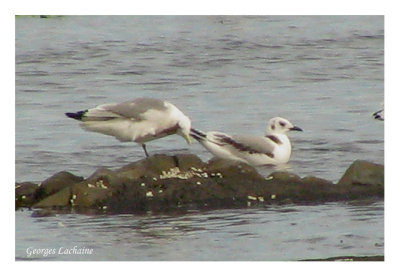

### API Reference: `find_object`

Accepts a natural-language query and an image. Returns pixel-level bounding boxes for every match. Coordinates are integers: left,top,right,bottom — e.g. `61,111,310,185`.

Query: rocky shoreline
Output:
15,154,384,215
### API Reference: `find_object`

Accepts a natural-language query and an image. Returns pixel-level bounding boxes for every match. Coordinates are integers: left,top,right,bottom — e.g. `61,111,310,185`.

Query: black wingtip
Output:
65,110,87,120
190,128,206,142
373,110,384,121
190,128,206,137
190,133,202,141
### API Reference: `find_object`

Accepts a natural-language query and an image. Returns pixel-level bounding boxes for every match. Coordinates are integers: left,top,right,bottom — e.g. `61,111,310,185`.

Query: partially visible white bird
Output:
373,108,384,121
190,117,302,166
66,98,192,157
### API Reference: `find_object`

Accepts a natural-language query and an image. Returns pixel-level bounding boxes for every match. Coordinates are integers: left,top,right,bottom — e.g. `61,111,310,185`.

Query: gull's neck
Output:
266,132,292,164
265,131,291,147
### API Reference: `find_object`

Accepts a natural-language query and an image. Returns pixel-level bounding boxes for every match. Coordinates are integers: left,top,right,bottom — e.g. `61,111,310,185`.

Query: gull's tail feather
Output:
65,110,87,121
190,128,207,142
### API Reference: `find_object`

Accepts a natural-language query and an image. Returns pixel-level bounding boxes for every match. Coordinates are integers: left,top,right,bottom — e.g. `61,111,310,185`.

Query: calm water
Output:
16,201,383,261
15,16,384,261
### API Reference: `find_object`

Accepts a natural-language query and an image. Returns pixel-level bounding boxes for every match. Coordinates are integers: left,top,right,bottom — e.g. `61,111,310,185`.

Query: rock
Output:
205,158,264,180
302,176,333,186
116,154,177,180
33,178,114,210
174,153,206,171
86,167,128,189
33,171,84,201
268,171,302,184
253,173,332,204
70,181,113,208
87,167,115,181
33,186,72,208
103,178,152,213
31,209,57,217
338,160,384,187
103,158,266,213
296,176,335,202
15,182,39,208
17,155,384,214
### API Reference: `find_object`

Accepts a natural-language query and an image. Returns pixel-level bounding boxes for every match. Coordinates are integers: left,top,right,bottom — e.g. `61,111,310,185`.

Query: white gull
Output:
66,98,192,157
190,117,302,166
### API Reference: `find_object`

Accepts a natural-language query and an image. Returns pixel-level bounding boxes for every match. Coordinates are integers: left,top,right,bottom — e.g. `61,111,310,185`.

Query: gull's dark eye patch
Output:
279,121,286,127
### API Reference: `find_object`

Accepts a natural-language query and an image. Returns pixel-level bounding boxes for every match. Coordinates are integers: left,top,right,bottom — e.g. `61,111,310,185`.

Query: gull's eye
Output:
279,121,286,127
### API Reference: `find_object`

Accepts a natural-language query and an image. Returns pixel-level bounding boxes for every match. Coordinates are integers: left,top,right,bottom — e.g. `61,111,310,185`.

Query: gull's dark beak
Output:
290,126,303,132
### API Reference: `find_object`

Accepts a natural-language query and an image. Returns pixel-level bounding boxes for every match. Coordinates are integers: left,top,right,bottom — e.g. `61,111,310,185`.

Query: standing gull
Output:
190,117,302,166
66,98,192,157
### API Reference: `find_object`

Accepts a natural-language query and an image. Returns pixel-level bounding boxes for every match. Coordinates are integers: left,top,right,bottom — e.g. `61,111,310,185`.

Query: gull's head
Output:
177,114,192,144
267,117,303,134
164,101,192,144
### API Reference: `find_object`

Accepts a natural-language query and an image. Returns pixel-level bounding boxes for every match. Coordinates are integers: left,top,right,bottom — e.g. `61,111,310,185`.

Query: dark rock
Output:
33,186,72,208
15,182,39,208
205,158,264,181
33,177,114,210
33,171,84,201
32,168,126,210
174,153,206,171
116,154,177,180
302,176,333,186
31,209,57,217
250,173,333,204
268,171,302,183
17,155,384,214
86,167,128,189
102,158,267,214
87,167,115,181
338,160,384,187
70,181,113,209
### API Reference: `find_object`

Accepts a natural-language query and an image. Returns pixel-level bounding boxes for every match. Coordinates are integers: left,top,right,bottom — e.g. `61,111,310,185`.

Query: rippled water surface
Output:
15,16,384,261
16,201,383,261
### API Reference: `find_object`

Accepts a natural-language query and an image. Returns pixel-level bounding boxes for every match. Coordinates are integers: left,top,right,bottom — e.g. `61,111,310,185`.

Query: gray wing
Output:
101,98,167,120
212,133,276,156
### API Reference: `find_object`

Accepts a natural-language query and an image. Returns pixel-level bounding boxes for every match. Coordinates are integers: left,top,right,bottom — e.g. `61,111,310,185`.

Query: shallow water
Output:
16,201,383,261
15,16,384,260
